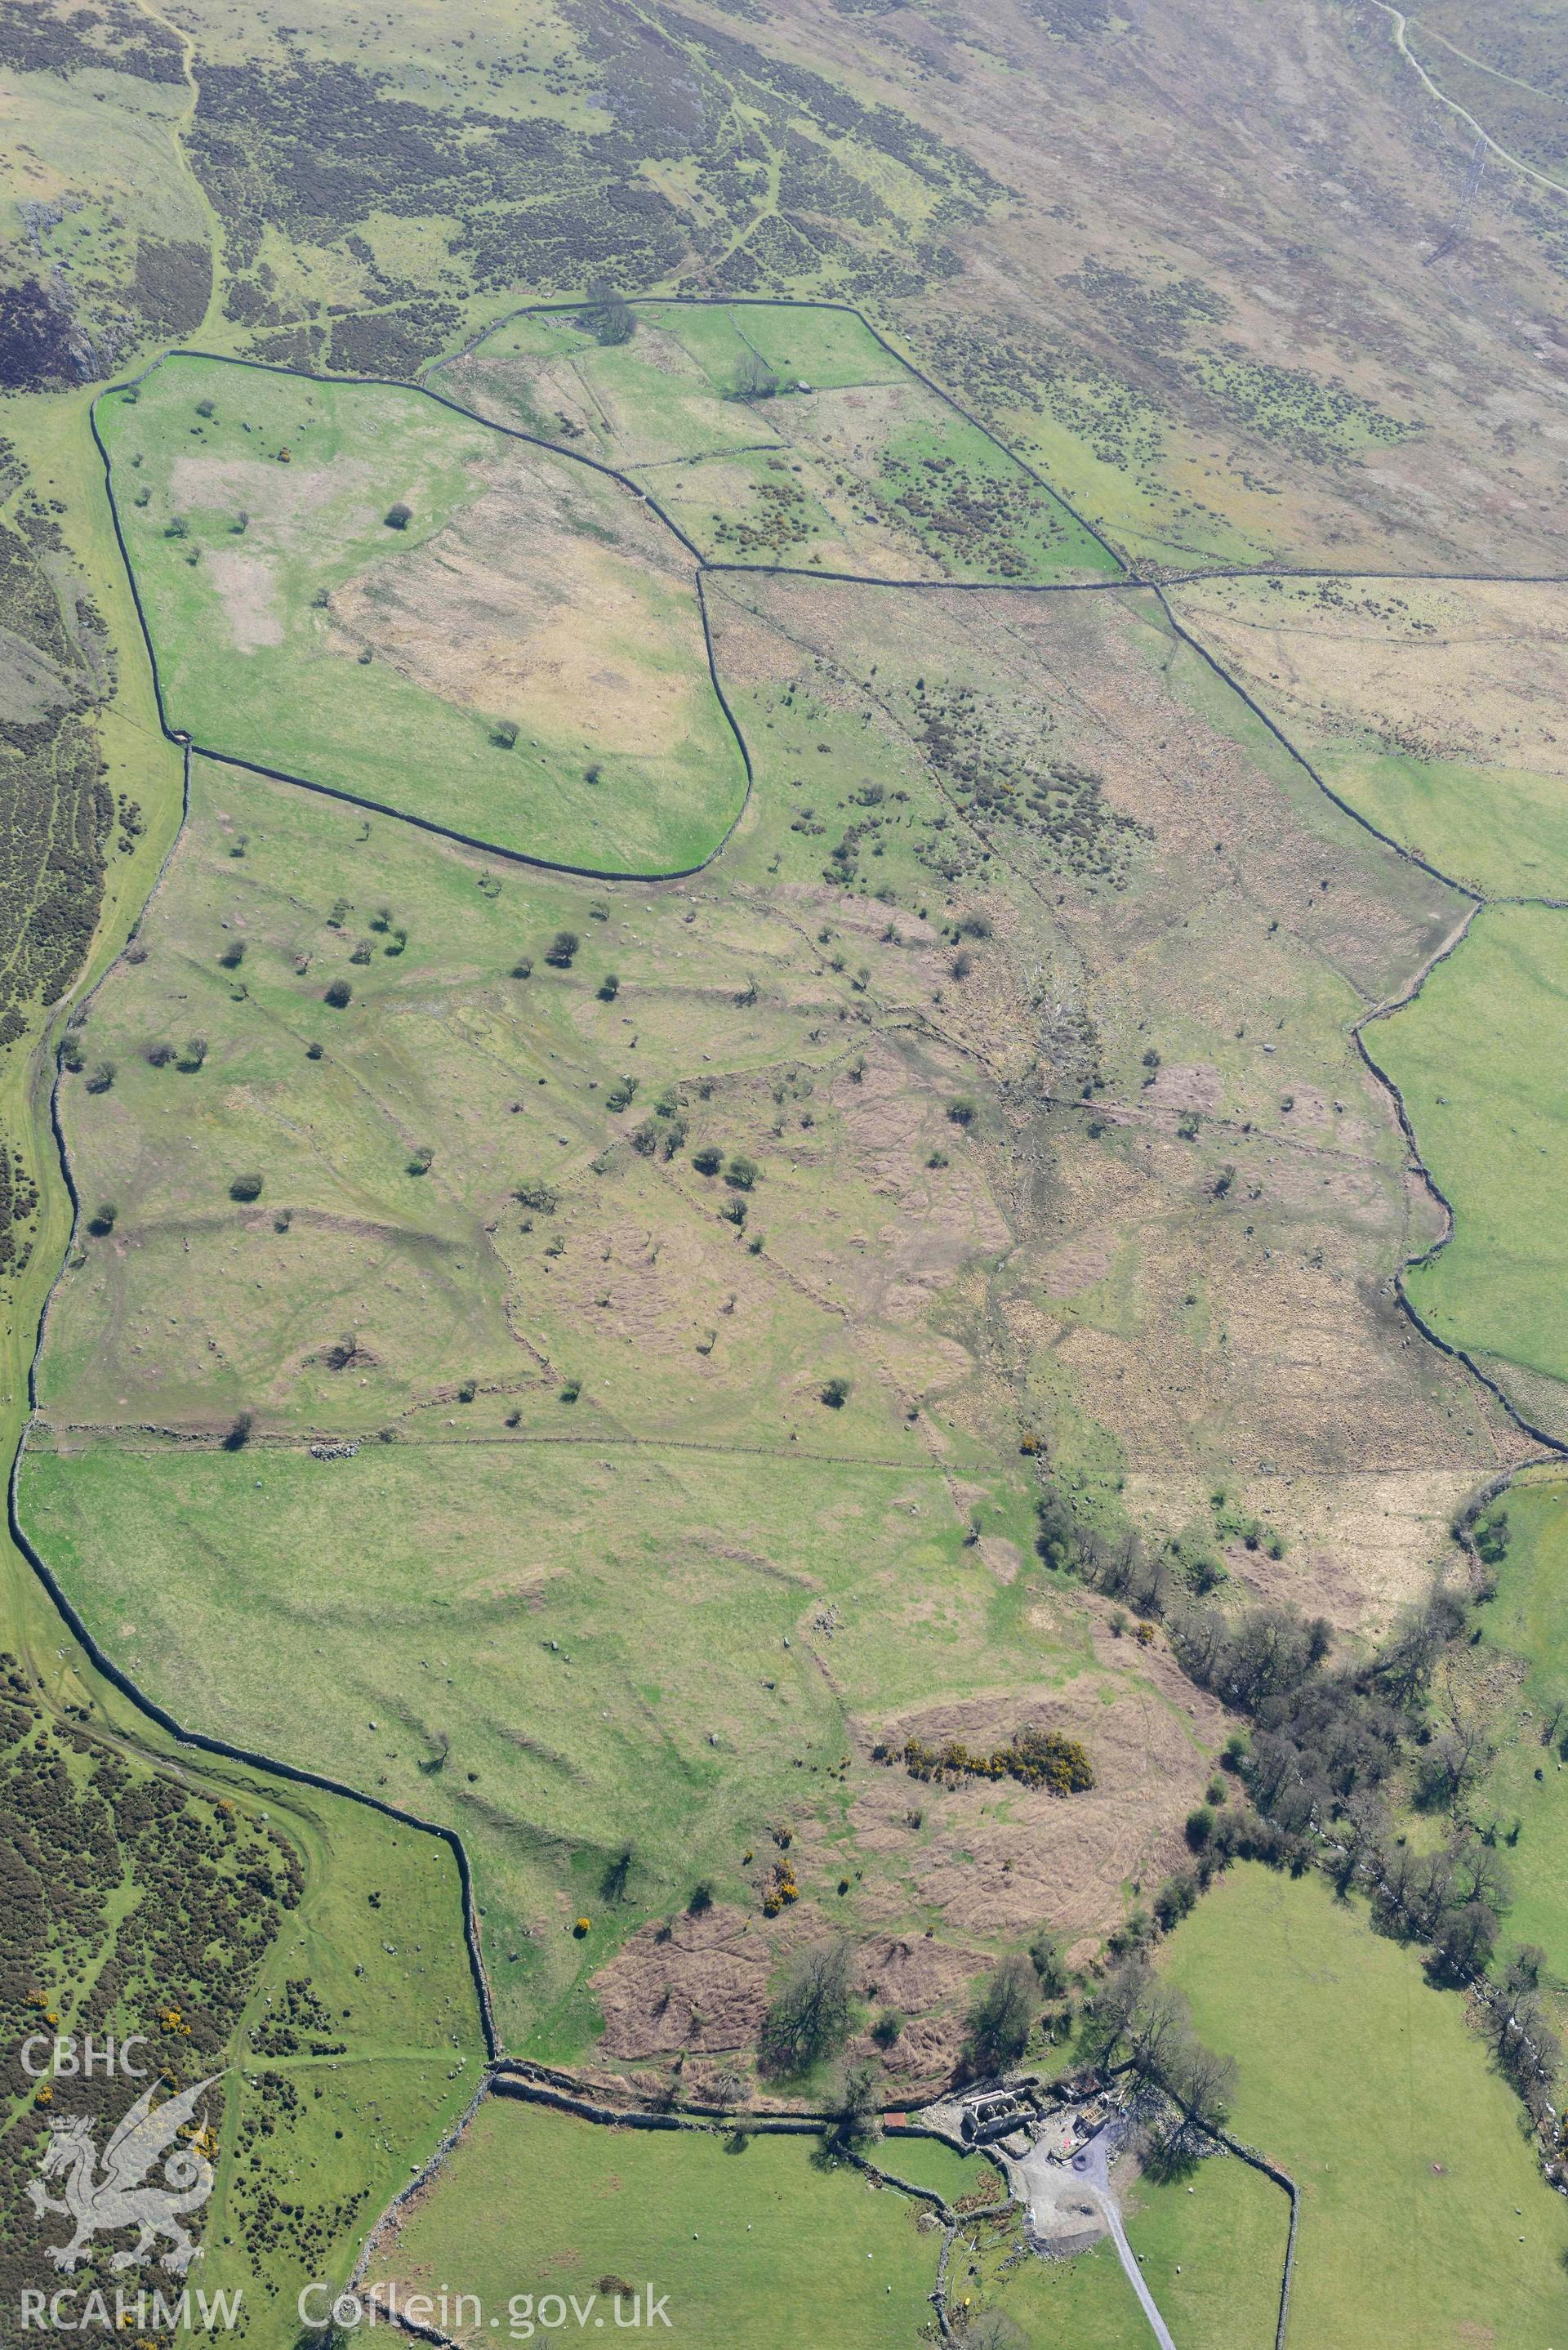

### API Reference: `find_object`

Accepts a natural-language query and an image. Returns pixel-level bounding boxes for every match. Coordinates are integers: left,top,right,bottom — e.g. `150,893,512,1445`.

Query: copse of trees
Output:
1033,1477,1531,1990
1089,1957,1236,2160
730,350,779,402
580,278,635,346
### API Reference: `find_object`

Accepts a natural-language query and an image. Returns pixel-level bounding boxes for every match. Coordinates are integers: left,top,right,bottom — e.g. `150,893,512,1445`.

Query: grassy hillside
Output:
22,551,1521,2062
98,355,746,872
1166,577,1568,899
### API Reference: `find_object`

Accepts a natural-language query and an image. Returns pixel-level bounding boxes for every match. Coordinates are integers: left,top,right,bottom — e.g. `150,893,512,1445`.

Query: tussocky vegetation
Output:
10,0,1568,2339
448,299,1118,582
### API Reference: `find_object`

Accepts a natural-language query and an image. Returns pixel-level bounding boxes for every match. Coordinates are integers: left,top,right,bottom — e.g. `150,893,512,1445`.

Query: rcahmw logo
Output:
22,2041,220,2281
19,2287,243,2334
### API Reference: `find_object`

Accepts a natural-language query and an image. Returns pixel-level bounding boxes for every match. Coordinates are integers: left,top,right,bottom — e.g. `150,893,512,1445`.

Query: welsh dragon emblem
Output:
27,2076,219,2274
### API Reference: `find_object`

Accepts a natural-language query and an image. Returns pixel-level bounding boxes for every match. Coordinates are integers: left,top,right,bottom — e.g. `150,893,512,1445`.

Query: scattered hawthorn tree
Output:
1029,1928,1068,1998
956,2315,1027,2350
1416,1702,1493,1809
824,2061,880,2152
599,1846,634,1902
963,1955,1036,2076
759,1937,854,2076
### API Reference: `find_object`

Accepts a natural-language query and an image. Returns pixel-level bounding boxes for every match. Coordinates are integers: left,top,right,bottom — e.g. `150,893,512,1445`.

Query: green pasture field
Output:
386,2100,1270,2350
1316,747,1568,901
1374,903,1568,1386
662,303,911,396
1468,1474,1568,1964
877,2134,987,2200
452,310,774,465
1163,1864,1568,2350
378,2097,942,2348
97,355,745,872
448,300,1119,581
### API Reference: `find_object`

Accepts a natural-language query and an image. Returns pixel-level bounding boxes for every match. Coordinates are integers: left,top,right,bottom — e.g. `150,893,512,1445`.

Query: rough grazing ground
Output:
98,356,745,870
448,299,1119,582
1168,576,1568,899
24,525,1534,2068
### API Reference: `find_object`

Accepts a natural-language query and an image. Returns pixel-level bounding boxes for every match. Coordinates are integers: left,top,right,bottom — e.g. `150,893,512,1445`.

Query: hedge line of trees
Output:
1035,1483,1561,2138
